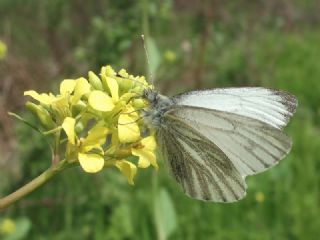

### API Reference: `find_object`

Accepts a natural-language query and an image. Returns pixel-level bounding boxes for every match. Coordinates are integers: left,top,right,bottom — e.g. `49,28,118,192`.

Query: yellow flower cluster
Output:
24,66,157,184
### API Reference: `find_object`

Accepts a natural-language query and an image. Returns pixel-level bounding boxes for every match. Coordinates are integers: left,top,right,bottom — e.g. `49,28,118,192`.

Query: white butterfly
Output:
141,87,297,202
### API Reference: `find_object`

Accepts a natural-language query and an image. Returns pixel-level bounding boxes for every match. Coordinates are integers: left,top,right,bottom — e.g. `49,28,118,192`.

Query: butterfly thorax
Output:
142,88,173,127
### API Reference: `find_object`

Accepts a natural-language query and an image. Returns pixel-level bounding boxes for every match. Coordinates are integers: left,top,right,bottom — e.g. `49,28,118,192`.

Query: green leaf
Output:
154,188,177,240
145,36,161,79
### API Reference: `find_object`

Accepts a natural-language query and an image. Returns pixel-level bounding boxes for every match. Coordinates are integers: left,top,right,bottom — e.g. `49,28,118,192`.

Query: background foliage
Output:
1,0,320,239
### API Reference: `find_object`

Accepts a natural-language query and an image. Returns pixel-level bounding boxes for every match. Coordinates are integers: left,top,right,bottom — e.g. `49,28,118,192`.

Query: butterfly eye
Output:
142,89,149,97
143,89,153,100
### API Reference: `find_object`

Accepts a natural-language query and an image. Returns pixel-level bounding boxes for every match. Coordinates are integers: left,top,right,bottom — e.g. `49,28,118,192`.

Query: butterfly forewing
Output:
156,115,247,202
173,87,297,129
168,106,293,177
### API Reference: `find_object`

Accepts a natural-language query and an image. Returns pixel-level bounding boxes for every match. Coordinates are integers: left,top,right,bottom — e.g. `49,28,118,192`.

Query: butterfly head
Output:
141,88,173,127
142,88,159,105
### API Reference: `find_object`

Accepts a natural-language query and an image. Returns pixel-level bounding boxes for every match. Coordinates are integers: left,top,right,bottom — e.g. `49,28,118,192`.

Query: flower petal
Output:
115,160,137,185
118,114,140,143
24,90,55,105
60,79,76,95
62,117,76,145
82,123,109,147
88,90,114,112
78,153,104,173
141,136,156,151
72,77,91,104
132,148,158,169
106,76,119,101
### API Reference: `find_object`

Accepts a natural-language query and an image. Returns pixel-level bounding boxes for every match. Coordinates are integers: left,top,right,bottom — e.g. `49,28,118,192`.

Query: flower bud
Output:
116,77,134,92
99,74,111,94
105,65,116,76
75,121,85,133
88,71,103,90
73,100,87,115
132,99,146,109
120,93,137,103
118,69,129,78
26,102,55,129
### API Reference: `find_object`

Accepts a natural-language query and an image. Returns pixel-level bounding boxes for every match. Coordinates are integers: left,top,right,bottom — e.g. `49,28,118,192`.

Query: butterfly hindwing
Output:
156,115,247,202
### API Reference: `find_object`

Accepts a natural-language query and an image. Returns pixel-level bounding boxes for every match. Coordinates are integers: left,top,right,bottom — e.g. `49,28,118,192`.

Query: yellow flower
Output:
132,136,158,169
0,218,15,234
24,78,91,124
87,68,122,112
255,191,265,203
62,117,109,173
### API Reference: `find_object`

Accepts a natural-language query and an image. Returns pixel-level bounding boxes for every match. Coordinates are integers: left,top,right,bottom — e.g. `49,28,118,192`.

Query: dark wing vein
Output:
168,106,293,176
156,116,247,203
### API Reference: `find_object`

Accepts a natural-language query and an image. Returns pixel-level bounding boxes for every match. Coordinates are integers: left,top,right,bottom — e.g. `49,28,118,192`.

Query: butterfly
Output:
141,87,297,202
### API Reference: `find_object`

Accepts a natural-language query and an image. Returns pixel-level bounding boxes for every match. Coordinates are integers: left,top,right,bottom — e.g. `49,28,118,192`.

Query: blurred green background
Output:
0,0,320,239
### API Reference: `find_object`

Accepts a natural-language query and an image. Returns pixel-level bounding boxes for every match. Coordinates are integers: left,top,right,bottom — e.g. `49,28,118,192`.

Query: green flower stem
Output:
0,159,67,210
0,149,134,210
43,126,62,135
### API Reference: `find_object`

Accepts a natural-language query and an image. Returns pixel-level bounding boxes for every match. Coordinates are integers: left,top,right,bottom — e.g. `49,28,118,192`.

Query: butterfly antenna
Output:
141,34,154,87
119,109,143,115
118,117,143,125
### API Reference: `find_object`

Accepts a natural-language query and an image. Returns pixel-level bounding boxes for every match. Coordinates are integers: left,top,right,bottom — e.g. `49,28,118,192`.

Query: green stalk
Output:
0,159,67,210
